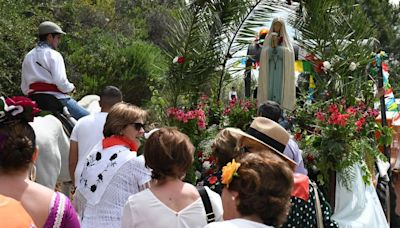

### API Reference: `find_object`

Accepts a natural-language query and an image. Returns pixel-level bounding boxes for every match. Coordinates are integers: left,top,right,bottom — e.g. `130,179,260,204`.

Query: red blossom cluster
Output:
314,101,379,131
167,107,206,129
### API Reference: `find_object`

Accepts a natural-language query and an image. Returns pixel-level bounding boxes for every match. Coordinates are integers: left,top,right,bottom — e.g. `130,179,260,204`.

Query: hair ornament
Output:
221,159,241,187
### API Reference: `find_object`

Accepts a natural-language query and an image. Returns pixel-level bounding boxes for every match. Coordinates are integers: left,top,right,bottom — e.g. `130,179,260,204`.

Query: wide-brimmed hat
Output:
229,117,297,170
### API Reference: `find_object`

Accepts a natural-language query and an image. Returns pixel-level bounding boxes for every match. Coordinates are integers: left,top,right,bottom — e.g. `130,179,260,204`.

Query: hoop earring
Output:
29,164,37,181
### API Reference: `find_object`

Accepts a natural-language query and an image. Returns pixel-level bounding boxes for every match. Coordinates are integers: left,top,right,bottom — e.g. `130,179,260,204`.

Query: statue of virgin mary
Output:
257,17,296,111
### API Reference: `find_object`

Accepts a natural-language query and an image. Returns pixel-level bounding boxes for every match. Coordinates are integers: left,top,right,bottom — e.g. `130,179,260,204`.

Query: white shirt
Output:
122,187,223,228
70,112,108,185
204,219,274,228
21,44,74,99
228,91,238,101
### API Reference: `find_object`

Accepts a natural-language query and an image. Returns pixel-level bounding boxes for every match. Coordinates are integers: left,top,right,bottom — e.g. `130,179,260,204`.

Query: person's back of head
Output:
0,97,38,173
222,152,293,226
144,128,194,180
99,86,123,112
257,100,282,123
211,128,242,168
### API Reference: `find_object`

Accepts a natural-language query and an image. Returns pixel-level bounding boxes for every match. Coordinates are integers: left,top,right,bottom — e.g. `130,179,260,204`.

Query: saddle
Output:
28,93,75,136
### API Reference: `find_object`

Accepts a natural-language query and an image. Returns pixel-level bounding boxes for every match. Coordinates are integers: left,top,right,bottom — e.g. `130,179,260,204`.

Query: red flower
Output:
306,154,315,162
177,57,184,63
207,176,218,185
355,117,366,131
315,61,324,74
173,56,185,64
315,111,325,121
294,132,302,141
346,107,357,115
206,169,214,176
328,104,339,113
197,151,203,158
5,96,41,122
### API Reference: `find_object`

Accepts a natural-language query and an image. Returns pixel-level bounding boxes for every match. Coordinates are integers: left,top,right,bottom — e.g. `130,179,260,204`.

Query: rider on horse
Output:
21,21,89,121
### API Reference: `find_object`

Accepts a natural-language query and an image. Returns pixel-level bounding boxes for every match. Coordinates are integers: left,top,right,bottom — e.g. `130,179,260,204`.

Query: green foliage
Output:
361,0,400,53
292,0,391,189
222,99,257,130
0,0,53,96
163,0,254,107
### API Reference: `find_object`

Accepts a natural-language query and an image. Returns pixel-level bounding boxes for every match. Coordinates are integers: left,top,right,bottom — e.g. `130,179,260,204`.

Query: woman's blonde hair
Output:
211,128,242,168
103,102,147,137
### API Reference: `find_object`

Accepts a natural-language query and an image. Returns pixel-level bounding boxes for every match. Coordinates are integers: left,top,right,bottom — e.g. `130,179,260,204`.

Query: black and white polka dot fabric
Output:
281,180,339,228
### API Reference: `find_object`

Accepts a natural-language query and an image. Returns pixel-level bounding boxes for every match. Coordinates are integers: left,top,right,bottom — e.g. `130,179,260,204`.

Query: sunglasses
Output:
131,123,145,131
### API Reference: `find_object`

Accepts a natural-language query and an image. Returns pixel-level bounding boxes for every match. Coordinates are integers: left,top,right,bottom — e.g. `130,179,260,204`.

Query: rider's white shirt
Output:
21,44,74,99
70,112,108,186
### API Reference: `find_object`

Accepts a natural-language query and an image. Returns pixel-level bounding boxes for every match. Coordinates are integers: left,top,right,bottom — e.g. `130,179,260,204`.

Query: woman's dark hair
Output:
227,152,293,226
144,128,194,180
257,100,282,122
38,33,59,42
0,121,36,172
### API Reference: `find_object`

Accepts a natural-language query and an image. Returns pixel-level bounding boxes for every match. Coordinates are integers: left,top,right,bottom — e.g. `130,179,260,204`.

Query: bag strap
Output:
310,181,324,228
197,186,215,223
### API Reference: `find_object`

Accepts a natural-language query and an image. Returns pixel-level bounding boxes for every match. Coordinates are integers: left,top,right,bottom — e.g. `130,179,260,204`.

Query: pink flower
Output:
197,119,206,129
223,107,231,115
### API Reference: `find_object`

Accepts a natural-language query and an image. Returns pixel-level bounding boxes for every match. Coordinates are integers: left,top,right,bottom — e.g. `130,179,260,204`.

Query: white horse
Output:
31,95,100,190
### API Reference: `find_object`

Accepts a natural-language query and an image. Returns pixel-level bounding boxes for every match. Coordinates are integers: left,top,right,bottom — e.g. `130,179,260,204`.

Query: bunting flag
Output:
374,62,400,125
295,60,315,102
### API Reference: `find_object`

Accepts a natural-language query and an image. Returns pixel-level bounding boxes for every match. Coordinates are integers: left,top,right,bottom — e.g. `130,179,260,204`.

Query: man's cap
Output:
38,21,66,35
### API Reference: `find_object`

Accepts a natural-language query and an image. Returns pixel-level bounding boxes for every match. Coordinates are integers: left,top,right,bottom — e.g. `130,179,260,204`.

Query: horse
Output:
31,95,100,191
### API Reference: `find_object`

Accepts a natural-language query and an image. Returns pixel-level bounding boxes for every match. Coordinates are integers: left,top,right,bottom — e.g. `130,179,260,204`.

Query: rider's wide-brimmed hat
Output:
229,117,297,170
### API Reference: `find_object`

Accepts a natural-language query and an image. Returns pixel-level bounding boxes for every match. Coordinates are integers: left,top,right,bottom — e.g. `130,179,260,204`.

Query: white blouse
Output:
73,154,151,228
122,187,223,228
204,219,274,228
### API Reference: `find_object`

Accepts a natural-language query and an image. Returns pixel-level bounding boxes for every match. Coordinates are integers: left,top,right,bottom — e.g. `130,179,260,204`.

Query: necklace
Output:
272,48,279,69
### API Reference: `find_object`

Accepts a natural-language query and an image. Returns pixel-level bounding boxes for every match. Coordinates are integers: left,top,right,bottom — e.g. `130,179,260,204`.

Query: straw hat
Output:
229,117,297,170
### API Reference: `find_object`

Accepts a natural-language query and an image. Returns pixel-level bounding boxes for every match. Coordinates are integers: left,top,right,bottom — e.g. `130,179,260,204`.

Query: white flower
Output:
331,55,341,64
322,61,331,72
195,171,202,179
172,56,179,64
202,161,211,170
349,62,357,71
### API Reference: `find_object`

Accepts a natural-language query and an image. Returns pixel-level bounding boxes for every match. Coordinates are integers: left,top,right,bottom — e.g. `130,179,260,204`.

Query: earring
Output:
29,164,37,181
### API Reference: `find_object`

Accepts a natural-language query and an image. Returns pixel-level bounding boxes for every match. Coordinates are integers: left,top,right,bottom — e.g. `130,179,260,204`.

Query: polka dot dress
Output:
281,180,339,228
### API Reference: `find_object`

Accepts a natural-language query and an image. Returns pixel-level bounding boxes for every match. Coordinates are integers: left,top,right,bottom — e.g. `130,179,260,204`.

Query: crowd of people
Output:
0,19,391,228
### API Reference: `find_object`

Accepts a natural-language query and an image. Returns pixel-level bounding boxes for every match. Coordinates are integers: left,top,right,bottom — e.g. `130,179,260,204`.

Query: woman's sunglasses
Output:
132,123,145,131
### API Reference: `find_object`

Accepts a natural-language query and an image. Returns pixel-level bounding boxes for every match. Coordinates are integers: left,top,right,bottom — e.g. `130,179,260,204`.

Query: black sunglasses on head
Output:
132,123,145,131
